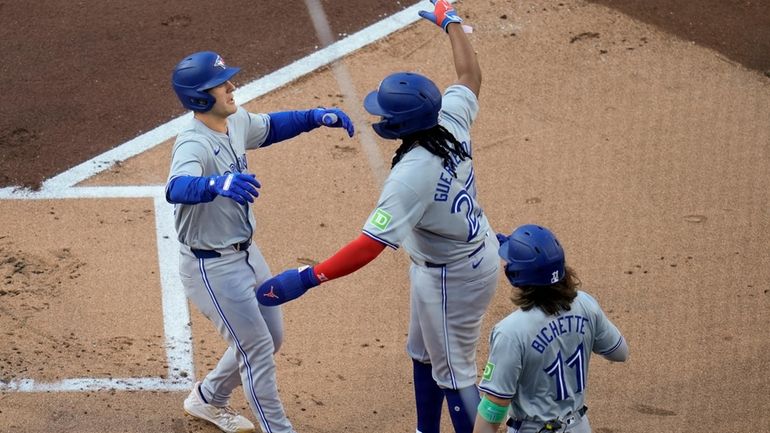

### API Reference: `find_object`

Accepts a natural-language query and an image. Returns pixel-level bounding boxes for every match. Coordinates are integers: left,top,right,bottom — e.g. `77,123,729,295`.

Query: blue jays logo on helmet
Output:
363,72,442,139
171,51,241,112
213,55,227,70
498,224,565,287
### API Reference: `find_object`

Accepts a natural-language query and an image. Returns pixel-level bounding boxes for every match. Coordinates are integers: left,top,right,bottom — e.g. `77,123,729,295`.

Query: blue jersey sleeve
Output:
262,110,319,147
166,176,217,204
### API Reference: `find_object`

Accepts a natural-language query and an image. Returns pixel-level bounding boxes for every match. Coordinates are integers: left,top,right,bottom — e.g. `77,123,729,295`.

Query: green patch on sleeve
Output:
370,208,392,230
482,362,495,381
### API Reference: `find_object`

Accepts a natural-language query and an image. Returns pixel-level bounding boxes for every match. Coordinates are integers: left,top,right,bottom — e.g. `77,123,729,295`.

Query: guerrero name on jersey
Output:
362,85,490,265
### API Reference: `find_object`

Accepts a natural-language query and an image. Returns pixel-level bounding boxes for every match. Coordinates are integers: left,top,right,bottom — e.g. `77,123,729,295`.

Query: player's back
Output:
493,291,612,420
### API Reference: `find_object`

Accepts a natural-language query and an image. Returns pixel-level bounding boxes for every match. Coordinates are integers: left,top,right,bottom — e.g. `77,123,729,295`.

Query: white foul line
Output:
0,185,162,200
0,378,191,392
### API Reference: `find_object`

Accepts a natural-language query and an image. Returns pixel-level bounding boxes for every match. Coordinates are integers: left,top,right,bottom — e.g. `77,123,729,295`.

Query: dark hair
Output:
511,266,580,315
391,125,470,177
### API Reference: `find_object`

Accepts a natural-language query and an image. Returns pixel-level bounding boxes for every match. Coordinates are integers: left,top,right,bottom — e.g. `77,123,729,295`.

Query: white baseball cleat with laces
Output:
184,381,256,433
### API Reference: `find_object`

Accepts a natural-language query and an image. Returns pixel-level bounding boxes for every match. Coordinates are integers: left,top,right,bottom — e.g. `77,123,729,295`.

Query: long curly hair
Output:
391,125,470,177
510,266,581,316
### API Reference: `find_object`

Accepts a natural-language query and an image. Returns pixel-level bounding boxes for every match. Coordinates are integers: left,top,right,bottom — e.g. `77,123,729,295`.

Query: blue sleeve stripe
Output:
478,386,514,400
599,336,624,355
362,230,398,249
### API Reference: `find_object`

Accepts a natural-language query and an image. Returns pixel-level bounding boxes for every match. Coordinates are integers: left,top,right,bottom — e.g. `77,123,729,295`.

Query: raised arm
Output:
419,0,482,97
447,20,481,96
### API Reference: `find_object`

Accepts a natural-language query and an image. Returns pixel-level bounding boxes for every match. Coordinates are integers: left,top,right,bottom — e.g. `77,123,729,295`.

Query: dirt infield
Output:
2,1,769,433
0,0,421,189
588,0,770,71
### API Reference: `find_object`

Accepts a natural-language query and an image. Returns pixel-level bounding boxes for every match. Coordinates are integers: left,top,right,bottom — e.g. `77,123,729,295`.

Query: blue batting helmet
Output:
498,224,565,286
171,51,240,112
363,72,442,139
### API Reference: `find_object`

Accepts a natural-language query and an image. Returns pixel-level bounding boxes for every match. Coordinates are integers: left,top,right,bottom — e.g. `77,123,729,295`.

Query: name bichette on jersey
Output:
531,314,590,354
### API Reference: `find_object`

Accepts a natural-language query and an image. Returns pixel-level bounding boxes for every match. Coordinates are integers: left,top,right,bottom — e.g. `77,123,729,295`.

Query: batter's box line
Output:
0,186,197,392
0,377,192,393
0,185,163,200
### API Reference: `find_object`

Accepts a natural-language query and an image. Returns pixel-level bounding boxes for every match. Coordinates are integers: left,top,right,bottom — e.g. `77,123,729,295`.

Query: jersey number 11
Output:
543,343,586,401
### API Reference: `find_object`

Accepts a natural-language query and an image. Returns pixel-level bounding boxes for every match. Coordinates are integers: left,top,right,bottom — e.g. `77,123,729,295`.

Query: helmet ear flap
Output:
364,72,441,139
371,119,400,140
504,265,520,287
188,94,215,112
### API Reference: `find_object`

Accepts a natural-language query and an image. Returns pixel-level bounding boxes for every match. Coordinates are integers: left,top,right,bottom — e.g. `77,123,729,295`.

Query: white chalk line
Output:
0,4,427,393
0,189,194,393
305,0,389,184
0,378,191,393
153,194,194,380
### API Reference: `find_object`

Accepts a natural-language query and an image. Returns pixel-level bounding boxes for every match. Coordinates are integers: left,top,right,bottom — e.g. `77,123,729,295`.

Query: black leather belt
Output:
190,239,251,259
506,406,587,428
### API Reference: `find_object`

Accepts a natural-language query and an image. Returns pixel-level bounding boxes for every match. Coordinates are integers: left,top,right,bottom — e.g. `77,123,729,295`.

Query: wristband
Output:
478,395,508,424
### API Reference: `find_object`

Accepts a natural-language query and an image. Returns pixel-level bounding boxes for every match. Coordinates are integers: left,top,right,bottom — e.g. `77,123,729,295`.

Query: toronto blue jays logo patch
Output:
214,55,226,69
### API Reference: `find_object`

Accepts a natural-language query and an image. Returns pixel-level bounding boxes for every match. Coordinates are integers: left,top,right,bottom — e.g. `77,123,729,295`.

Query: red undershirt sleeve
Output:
313,233,387,282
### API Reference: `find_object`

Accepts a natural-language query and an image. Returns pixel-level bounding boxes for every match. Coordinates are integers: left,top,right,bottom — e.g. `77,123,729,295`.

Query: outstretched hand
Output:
313,107,355,137
208,173,261,205
418,0,463,32
257,266,320,306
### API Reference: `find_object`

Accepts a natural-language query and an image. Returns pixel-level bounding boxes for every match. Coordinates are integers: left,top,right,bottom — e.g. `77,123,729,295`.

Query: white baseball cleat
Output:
184,381,256,433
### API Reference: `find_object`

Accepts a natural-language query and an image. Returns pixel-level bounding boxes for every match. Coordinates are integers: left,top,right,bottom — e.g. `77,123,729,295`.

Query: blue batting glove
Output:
207,173,261,205
418,0,463,32
257,266,320,306
313,107,355,137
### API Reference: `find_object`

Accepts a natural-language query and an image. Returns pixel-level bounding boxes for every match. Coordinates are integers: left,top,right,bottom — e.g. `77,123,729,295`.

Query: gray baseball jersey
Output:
167,107,269,249
363,84,489,264
478,291,625,422
362,84,499,390
168,107,297,433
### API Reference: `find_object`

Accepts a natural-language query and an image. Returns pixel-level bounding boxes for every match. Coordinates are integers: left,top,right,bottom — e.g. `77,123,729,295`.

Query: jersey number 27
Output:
451,189,481,242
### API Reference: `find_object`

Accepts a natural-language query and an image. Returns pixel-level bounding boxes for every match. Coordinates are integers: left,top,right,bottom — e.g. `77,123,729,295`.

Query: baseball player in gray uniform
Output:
255,2,497,433
474,225,629,433
166,50,354,433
